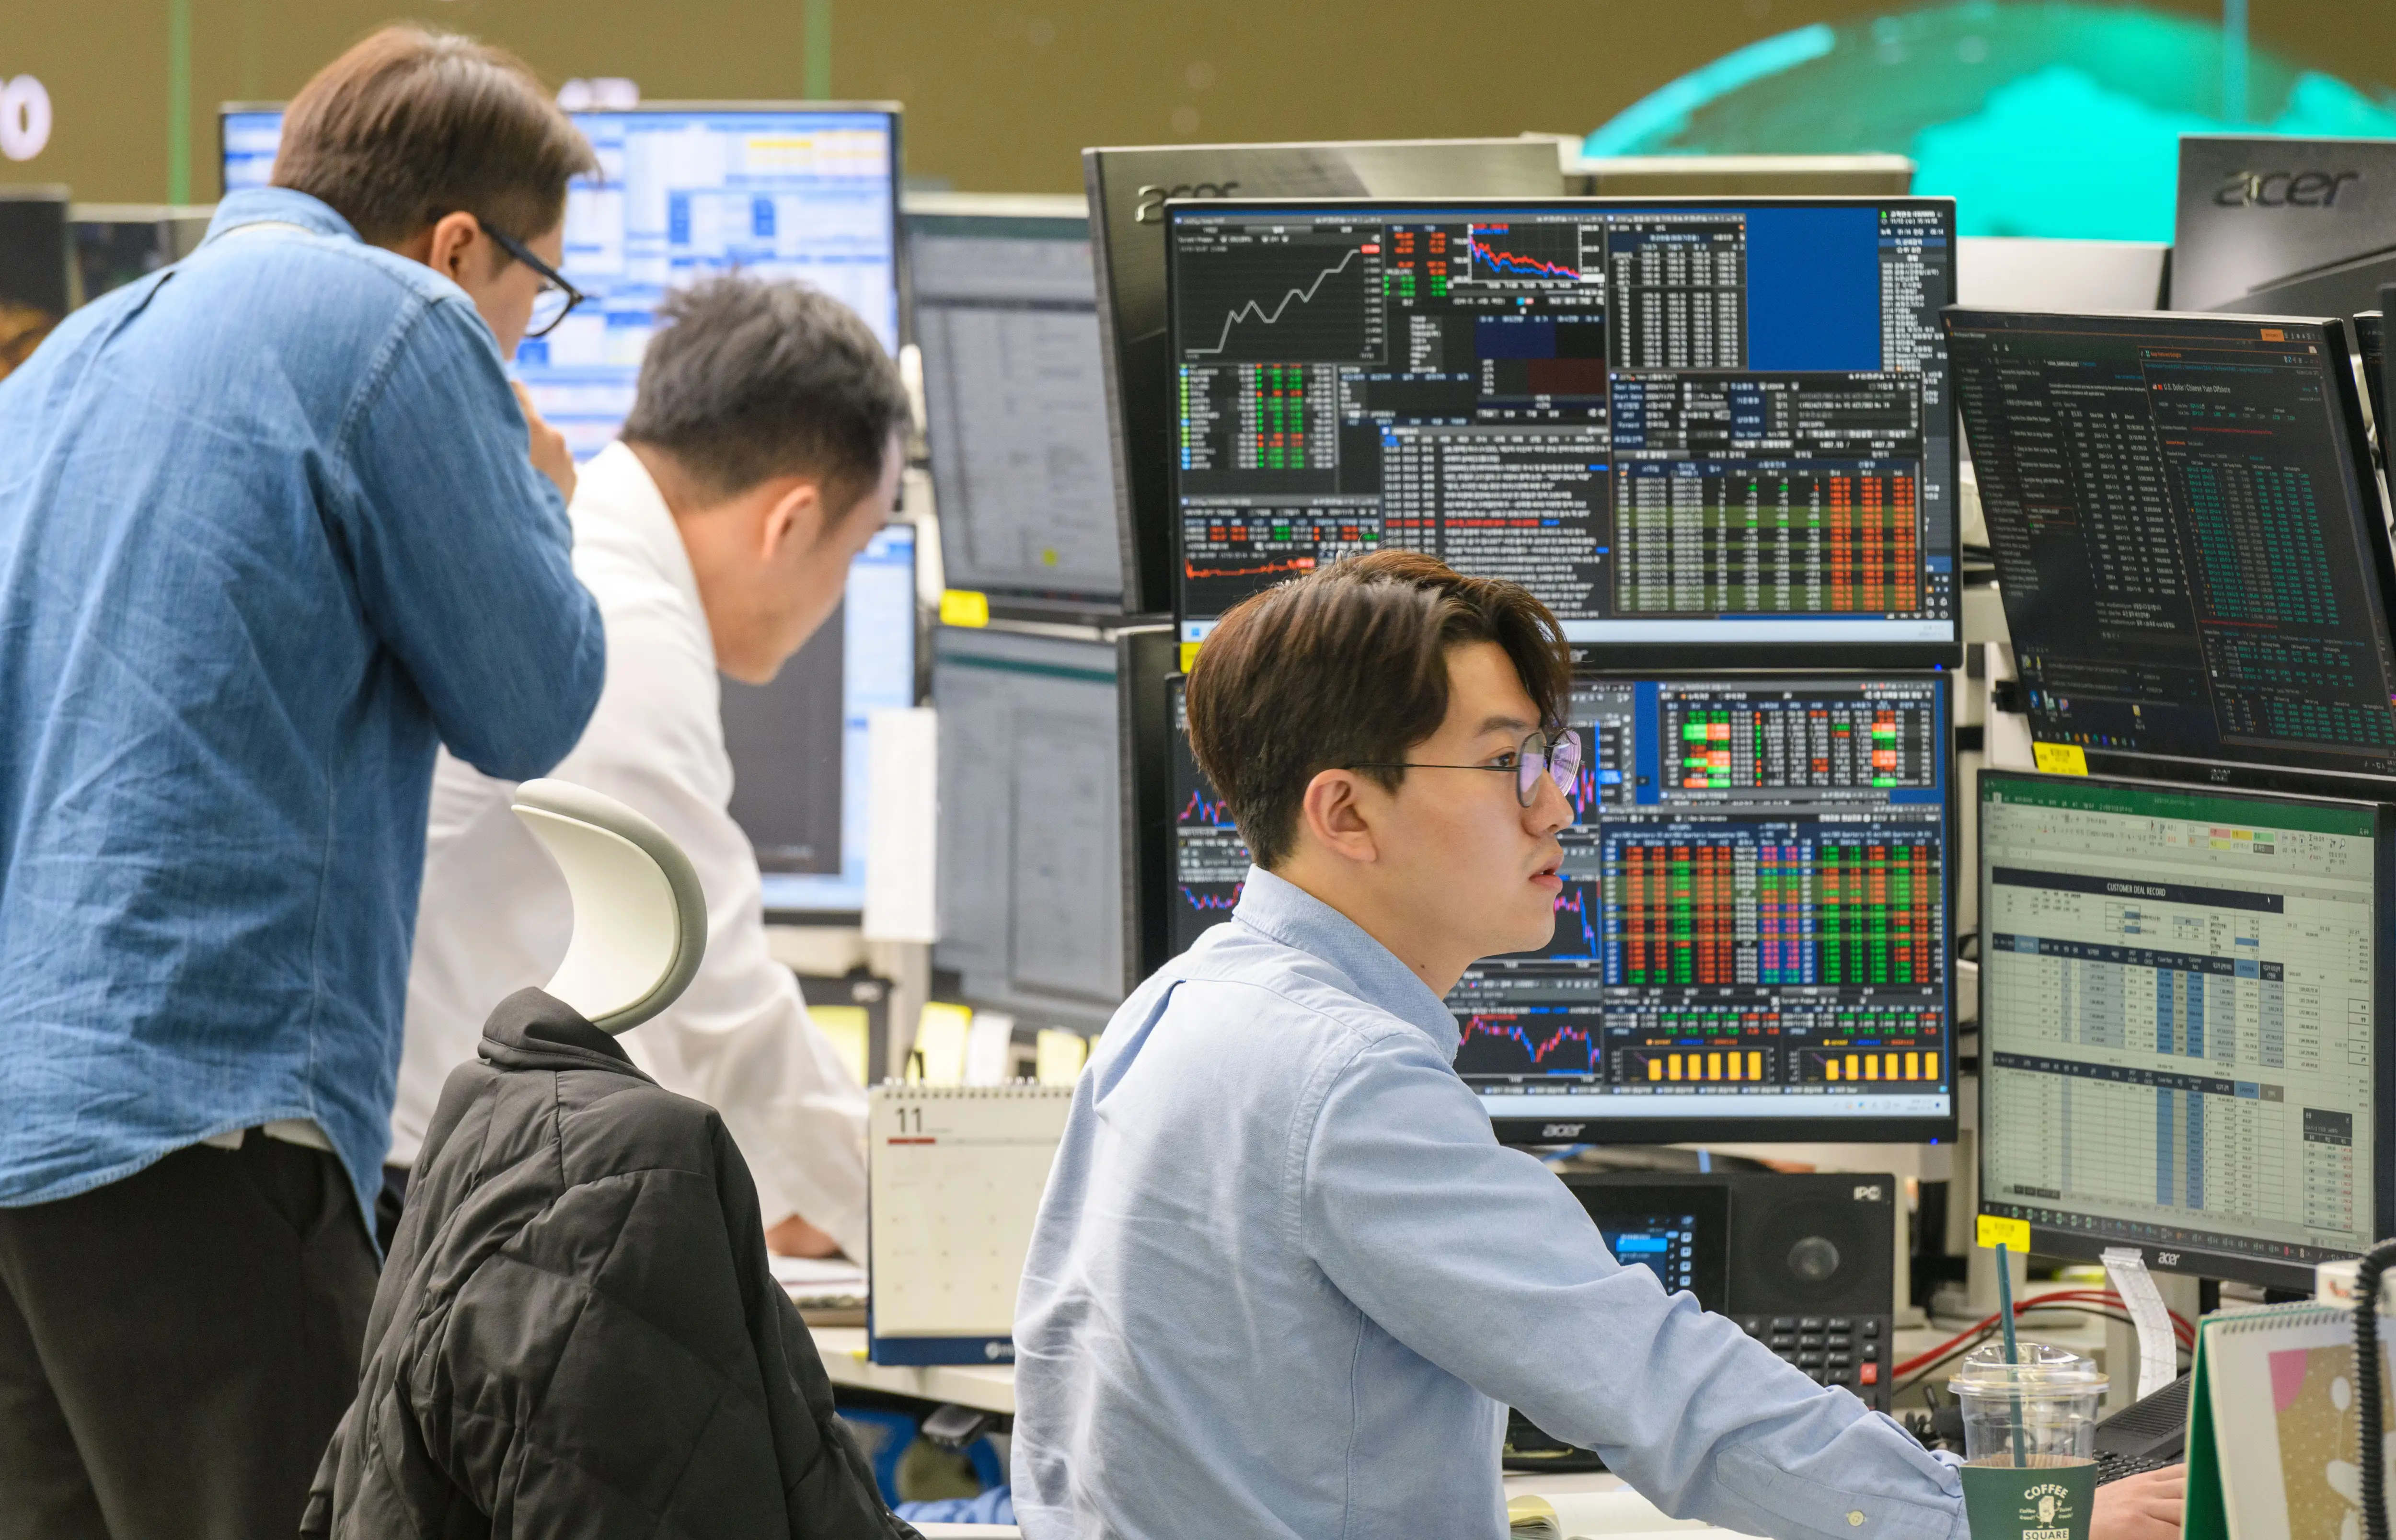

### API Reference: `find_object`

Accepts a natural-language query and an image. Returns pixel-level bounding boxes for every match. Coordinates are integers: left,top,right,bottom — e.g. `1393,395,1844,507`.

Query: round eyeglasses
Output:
1348,726,1583,808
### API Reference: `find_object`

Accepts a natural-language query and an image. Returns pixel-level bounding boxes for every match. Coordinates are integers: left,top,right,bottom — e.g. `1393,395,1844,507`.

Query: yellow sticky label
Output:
2031,742,2089,776
1178,641,1202,673
910,1002,973,1085
1035,1027,1089,1085
939,589,990,627
1977,1213,2032,1251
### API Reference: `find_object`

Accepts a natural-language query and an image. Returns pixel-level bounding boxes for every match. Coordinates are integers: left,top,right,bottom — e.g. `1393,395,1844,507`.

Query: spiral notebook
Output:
2185,1301,2396,1540
865,1082,1074,1366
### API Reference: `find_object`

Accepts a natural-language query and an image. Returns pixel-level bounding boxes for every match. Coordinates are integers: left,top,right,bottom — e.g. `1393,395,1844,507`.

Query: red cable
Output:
1892,1291,2193,1380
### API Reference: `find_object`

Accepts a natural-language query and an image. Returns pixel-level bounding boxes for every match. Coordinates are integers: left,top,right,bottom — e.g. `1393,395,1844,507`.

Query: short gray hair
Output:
622,275,908,506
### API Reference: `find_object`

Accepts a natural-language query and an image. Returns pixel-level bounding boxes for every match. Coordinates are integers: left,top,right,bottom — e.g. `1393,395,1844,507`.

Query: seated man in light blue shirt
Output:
1014,551,2186,1540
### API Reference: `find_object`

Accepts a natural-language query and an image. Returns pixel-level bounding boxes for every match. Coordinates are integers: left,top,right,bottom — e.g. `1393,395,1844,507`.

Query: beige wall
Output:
2,0,2386,204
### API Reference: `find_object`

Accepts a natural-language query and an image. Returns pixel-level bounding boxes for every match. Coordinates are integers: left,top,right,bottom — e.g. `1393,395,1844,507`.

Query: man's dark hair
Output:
622,275,910,508
273,26,596,248
1186,551,1570,869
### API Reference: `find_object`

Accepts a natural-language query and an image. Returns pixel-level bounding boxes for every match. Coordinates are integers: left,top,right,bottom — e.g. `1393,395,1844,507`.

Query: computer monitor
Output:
906,194,1127,617
216,103,902,458
1164,668,1956,1143
1083,139,1565,614
1947,310,2396,791
733,523,917,917
2171,136,2396,318
69,205,212,307
218,106,281,194
1978,770,2394,1289
933,624,1175,1031
1163,196,1960,664
0,187,70,381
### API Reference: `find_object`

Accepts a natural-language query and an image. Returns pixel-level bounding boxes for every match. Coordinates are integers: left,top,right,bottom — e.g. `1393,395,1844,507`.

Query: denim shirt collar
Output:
203,187,364,246
1231,866,1462,1060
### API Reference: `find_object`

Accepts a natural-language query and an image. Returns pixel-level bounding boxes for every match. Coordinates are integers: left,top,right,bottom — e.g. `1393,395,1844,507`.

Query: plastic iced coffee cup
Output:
1948,1342,2106,1540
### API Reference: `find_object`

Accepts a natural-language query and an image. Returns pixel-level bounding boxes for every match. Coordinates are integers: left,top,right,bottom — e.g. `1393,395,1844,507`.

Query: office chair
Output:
510,778,708,1034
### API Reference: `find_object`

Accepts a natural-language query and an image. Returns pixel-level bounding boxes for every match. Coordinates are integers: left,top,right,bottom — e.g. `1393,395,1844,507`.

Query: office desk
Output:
810,1322,2089,1421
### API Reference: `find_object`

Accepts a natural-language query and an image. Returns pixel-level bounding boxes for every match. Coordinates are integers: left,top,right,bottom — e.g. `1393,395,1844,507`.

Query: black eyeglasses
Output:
483,223,588,339
1348,727,1584,809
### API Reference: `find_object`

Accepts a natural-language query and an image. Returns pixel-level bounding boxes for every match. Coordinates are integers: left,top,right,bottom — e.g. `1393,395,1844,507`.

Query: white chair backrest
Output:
511,778,707,1034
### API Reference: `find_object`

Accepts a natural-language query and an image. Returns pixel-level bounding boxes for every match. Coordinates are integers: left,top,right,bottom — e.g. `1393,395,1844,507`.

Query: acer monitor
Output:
1083,139,1564,614
905,193,1131,618
933,622,1175,1031
2171,135,2396,318
1947,309,2396,794
1162,195,1962,666
1978,769,2394,1291
1161,668,1958,1146
216,102,902,460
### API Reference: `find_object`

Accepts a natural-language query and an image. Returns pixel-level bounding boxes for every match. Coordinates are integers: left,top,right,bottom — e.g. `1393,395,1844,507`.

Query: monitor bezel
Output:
1478,664,1960,1148
1159,194,1965,670
1947,307,2396,791
1974,766,2396,1292
902,199,1140,619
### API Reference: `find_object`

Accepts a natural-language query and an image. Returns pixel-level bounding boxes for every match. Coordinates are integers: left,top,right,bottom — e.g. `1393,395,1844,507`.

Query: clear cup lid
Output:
1947,1340,2108,1399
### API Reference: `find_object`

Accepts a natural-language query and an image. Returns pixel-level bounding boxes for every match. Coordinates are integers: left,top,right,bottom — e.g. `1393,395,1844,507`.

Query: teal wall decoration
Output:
1584,2,2396,240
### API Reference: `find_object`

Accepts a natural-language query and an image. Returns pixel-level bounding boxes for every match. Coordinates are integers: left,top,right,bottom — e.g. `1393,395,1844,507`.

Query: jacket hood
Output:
477,988,650,1080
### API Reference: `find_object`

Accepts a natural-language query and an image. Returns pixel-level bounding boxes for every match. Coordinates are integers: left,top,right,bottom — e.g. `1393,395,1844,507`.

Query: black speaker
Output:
1722,1173,1895,1319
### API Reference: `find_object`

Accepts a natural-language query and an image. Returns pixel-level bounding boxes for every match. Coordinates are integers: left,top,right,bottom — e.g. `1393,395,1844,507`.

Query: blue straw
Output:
1997,1241,2027,1467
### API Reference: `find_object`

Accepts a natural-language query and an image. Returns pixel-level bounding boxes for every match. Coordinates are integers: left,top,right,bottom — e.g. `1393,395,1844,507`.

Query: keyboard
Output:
2095,1451,2180,1486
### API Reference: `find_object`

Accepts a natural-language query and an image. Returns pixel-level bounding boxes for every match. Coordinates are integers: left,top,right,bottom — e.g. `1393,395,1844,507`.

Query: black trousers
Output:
0,1134,377,1540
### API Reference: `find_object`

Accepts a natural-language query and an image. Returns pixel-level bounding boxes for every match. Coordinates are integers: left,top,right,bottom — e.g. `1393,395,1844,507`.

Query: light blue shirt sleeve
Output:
336,294,604,782
1300,1032,1967,1540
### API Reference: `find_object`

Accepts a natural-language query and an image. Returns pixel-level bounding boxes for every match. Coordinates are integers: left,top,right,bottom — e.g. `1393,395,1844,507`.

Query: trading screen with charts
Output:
1949,312,2396,782
1167,678,1247,954
1978,772,2384,1274
1168,673,1953,1138
223,107,899,460
1164,200,1957,657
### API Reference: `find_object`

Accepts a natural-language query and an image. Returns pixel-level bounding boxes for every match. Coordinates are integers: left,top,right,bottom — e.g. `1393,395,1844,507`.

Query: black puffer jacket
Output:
302,989,915,1540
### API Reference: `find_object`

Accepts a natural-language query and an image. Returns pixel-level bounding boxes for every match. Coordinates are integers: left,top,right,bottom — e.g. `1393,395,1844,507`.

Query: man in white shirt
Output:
396,274,910,1259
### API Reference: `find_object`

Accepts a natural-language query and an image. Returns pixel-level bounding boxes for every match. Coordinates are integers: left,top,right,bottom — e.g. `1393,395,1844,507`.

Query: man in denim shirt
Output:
0,28,604,1538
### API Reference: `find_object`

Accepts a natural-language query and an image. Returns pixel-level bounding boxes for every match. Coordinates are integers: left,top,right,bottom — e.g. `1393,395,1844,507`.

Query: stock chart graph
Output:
1172,230,1383,365
1463,222,1589,285
1170,680,1251,953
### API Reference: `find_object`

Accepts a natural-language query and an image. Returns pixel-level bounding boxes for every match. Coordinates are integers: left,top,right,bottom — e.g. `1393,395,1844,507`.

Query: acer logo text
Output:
1134,180,1241,223
2213,170,2360,207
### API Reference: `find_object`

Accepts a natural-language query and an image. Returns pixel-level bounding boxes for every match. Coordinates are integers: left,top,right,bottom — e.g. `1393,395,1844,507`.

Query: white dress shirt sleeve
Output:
556,586,870,1260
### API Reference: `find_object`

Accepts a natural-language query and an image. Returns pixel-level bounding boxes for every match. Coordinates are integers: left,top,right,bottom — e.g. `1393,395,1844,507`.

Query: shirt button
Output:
1848,1513,1866,1528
